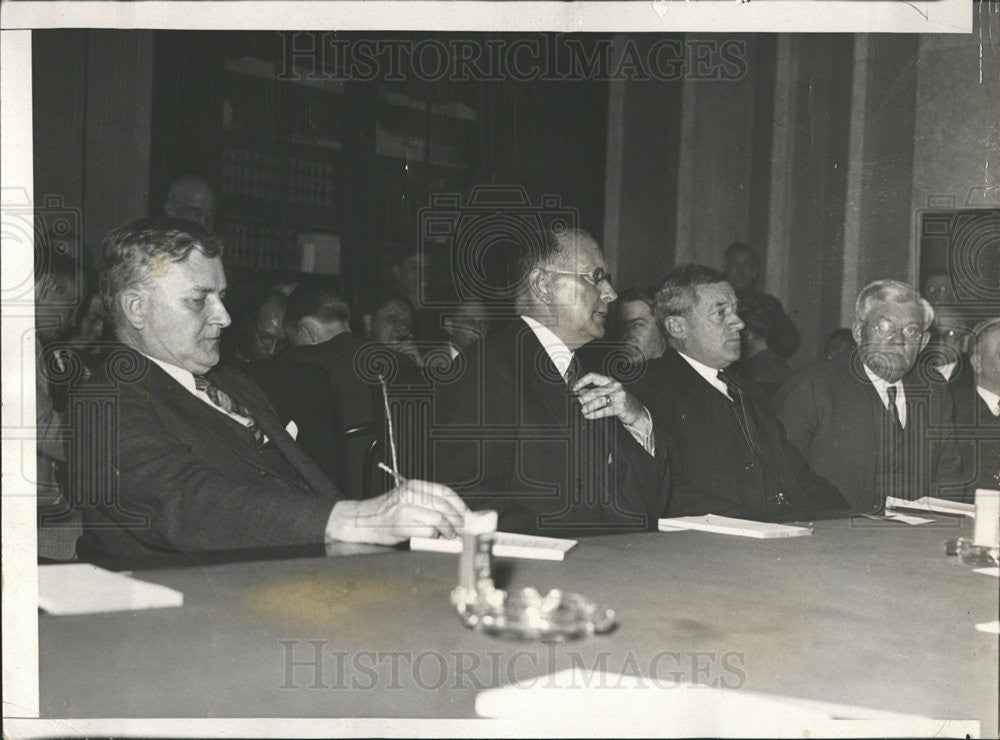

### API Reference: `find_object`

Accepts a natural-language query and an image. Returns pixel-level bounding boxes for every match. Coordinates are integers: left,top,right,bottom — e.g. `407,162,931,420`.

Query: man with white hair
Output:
776,279,964,511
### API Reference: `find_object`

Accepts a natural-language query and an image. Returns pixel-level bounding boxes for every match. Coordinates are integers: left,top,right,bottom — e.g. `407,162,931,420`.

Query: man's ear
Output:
527,267,551,304
664,315,687,340
851,321,864,346
119,289,147,330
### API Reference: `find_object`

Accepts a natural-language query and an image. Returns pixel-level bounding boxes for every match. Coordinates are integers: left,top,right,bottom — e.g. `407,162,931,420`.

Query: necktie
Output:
195,375,266,447
886,385,902,430
718,369,755,451
564,354,582,388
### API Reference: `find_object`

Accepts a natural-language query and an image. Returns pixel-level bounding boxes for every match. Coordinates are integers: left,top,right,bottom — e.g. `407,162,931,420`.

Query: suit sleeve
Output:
774,371,820,460
95,390,335,552
929,383,967,500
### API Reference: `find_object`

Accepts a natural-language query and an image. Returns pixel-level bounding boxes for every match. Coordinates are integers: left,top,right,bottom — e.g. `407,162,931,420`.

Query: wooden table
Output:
38,516,998,735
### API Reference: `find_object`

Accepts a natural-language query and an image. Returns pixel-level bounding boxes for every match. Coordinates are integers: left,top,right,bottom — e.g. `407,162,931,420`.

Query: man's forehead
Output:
867,300,922,323
694,282,736,305
155,251,224,286
621,300,653,318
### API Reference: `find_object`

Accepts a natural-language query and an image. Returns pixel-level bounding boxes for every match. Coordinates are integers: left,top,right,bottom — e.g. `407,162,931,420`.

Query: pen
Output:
378,461,407,487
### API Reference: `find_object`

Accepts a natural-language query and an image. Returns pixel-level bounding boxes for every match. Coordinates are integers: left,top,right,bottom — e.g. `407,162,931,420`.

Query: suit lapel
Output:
512,323,574,426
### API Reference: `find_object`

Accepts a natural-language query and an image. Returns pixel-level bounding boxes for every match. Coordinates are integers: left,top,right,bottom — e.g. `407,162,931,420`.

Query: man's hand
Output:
572,372,645,426
326,479,469,546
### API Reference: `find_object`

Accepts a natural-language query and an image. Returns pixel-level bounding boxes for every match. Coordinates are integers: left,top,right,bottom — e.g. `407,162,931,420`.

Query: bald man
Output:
164,175,218,231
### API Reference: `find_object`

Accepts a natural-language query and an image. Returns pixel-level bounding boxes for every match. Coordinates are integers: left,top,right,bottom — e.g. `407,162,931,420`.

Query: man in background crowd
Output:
723,241,799,359
34,239,85,560
163,174,218,232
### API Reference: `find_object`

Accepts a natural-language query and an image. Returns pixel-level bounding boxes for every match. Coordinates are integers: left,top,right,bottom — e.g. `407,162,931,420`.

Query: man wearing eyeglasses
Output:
432,226,670,536
776,279,964,511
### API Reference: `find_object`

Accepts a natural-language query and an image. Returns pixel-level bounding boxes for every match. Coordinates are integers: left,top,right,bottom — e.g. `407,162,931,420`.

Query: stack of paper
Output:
410,532,577,561
885,496,975,517
38,563,183,615
658,514,812,539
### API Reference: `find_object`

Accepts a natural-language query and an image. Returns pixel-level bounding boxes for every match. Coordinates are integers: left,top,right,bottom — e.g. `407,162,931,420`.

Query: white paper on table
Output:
410,532,577,561
658,514,812,539
975,620,1000,634
885,495,975,517
972,567,1000,578
475,668,978,737
39,563,183,615
879,511,935,525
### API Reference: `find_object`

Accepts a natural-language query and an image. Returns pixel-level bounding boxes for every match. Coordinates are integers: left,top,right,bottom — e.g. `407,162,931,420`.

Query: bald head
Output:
164,175,217,231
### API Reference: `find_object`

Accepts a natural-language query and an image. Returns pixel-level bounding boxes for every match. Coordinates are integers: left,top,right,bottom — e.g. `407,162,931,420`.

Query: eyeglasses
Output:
872,318,924,341
545,267,613,288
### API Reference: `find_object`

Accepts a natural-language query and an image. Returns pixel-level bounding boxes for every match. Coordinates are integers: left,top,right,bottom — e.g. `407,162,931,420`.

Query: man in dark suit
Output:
953,317,1000,491
282,284,378,498
776,280,964,512
630,265,846,522
433,227,670,536
74,218,466,558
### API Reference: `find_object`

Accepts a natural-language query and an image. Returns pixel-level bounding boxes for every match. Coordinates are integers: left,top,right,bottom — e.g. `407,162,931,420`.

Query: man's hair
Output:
100,216,222,323
653,264,728,325
968,316,1000,360
618,286,658,311
724,241,758,264
507,226,597,293
854,279,934,330
363,289,415,319
285,284,350,327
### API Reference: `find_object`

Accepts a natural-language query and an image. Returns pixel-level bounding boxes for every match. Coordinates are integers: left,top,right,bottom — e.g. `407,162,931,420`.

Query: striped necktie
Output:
194,375,266,447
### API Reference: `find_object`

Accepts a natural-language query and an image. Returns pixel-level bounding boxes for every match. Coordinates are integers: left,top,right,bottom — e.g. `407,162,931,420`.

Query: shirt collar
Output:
977,386,1000,416
145,354,198,395
521,315,574,377
933,361,958,381
863,363,902,395
677,350,725,385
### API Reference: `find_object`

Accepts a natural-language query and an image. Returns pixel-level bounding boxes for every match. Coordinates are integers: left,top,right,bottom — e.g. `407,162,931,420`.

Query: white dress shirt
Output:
933,361,958,381
977,386,1000,417
863,364,907,428
677,351,734,401
146,355,262,434
521,316,654,454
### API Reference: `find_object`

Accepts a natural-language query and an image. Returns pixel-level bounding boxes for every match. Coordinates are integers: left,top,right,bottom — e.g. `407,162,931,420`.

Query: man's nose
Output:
730,315,745,332
210,299,231,328
601,280,617,302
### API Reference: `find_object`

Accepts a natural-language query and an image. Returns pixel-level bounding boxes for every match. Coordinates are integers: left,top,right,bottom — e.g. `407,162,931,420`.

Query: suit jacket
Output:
952,386,1000,492
433,319,670,537
283,332,377,433
74,346,341,557
775,350,965,512
240,358,341,484
630,349,847,521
